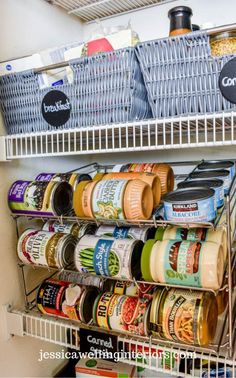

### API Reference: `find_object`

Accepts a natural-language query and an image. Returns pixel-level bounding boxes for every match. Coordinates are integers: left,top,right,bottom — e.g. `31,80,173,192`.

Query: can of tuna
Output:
189,170,231,195
42,221,96,238
163,188,216,223
74,235,143,280
95,225,156,242
197,160,235,180
17,229,76,268
35,172,92,190
8,180,73,216
177,179,224,208
37,279,70,318
62,285,99,323
93,292,151,336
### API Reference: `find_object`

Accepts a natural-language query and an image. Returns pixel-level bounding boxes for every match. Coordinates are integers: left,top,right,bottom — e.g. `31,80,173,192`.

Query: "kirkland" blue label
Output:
164,196,216,222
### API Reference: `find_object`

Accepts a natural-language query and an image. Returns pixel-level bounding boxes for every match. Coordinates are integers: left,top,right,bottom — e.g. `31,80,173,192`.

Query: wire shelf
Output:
5,306,236,378
3,111,236,160
51,0,177,22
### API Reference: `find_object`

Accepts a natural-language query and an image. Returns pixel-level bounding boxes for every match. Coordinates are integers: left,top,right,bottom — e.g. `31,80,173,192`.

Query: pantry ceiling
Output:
49,0,177,22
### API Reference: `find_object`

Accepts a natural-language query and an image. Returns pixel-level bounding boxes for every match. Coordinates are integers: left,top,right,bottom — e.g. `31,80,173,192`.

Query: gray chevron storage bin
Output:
0,47,151,135
136,31,236,118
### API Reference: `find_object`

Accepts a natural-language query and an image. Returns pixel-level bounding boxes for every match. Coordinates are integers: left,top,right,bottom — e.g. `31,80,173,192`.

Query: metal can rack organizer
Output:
7,159,236,377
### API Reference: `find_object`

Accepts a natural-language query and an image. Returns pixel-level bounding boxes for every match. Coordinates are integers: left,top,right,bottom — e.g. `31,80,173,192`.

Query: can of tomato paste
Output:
17,229,76,269
35,172,92,190
93,292,151,336
37,279,70,318
8,180,73,216
42,221,96,238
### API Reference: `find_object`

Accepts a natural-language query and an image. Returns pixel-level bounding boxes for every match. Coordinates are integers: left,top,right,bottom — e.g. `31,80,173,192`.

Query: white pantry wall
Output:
0,1,84,377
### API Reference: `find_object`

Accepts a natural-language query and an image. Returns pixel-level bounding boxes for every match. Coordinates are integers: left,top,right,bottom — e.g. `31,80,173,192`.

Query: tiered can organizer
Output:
5,160,236,377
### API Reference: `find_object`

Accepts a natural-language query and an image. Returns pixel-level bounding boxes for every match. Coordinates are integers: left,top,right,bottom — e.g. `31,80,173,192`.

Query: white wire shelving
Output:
3,111,236,161
5,306,236,378
50,0,177,22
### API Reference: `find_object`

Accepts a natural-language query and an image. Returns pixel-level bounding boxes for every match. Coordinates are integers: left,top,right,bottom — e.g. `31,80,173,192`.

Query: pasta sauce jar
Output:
150,288,218,346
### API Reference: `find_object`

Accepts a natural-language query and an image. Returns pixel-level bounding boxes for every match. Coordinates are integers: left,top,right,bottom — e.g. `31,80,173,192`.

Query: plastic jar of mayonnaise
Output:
94,171,161,207
154,226,227,260
141,239,224,290
73,179,153,220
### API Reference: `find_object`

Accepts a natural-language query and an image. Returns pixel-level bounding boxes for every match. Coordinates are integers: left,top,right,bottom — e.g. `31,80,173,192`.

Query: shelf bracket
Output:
3,305,24,340
0,136,8,162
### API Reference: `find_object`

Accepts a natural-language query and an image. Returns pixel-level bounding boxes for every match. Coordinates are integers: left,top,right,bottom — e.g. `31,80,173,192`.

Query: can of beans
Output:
37,279,70,318
75,235,143,280
42,221,96,238
62,285,99,323
95,225,156,242
93,292,151,336
35,172,92,190
8,180,73,216
17,229,76,268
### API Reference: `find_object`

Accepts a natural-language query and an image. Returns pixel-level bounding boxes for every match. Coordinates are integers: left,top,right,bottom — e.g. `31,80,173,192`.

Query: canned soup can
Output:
197,160,235,180
177,179,224,209
93,292,151,336
75,235,143,280
163,187,216,223
189,169,231,195
43,220,96,238
8,180,73,216
35,172,92,190
18,229,76,268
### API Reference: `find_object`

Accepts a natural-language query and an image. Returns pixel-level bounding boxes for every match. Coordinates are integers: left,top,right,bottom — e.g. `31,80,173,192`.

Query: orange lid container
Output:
119,163,174,195
102,172,161,207
73,179,153,220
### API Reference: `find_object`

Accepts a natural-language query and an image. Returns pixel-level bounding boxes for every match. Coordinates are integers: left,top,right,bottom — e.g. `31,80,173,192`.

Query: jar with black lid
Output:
168,6,193,37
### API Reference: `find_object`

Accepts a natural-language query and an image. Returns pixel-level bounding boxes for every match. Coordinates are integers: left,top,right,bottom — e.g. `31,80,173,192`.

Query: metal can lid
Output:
189,169,230,179
177,178,224,189
79,287,99,324
198,160,234,170
163,187,215,203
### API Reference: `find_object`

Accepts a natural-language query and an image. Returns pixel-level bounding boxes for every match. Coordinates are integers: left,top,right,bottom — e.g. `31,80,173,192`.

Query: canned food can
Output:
103,279,154,298
75,235,143,280
37,279,69,318
8,180,73,216
35,172,92,190
177,179,224,209
189,169,231,195
197,160,235,180
150,288,218,346
163,187,216,223
42,221,96,238
17,229,76,268
93,292,151,336
95,225,155,242
59,271,102,289
62,285,99,323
